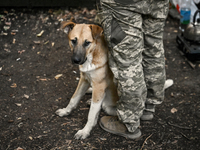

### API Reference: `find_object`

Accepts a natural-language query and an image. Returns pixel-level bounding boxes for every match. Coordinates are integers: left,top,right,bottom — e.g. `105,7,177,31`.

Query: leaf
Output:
100,138,107,141
39,78,48,81
33,41,41,44
13,38,16,44
24,94,29,99
1,32,8,35
16,58,21,61
66,140,72,145
44,40,49,44
18,50,25,54
171,108,178,113
3,26,10,30
16,147,24,150
15,103,22,107
61,122,69,126
172,140,178,144
37,30,44,37
5,22,11,26
11,32,16,35
4,49,11,52
10,83,17,88
29,136,33,140
55,74,63,80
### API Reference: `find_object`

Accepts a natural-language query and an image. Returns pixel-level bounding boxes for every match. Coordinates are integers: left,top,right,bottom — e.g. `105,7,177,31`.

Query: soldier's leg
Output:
141,0,169,120
96,1,147,135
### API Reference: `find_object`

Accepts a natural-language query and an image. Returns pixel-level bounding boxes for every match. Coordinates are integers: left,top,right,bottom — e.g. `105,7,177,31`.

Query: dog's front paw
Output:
55,108,70,117
74,130,90,140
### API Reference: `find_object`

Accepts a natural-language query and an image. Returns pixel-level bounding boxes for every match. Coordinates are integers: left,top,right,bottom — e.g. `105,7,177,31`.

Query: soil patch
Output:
0,7,200,150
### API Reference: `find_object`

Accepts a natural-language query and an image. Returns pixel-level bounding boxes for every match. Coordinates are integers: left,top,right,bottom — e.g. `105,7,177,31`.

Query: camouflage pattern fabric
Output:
95,0,169,133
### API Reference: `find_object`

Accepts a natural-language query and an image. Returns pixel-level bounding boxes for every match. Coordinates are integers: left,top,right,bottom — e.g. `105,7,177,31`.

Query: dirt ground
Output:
0,7,200,150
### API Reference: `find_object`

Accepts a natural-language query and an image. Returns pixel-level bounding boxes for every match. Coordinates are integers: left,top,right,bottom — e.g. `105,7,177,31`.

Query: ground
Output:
0,7,200,150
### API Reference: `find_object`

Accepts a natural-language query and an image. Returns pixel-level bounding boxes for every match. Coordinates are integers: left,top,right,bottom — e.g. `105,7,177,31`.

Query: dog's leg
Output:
102,88,117,116
56,76,90,117
74,85,105,139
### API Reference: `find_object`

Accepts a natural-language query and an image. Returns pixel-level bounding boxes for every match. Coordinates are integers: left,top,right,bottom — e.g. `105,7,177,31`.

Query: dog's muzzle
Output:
71,54,87,65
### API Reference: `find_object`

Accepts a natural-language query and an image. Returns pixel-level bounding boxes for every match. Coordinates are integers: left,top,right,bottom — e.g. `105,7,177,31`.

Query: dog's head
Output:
61,21,103,65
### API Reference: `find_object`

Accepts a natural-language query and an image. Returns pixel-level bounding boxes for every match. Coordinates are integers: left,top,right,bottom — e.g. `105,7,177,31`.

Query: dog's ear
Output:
61,21,76,34
89,25,103,40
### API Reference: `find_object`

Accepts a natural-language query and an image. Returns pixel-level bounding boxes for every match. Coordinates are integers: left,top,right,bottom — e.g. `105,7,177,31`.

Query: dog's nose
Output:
72,55,82,64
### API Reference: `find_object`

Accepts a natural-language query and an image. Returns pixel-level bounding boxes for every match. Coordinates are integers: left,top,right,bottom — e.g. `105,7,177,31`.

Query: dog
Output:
55,21,174,140
56,21,119,139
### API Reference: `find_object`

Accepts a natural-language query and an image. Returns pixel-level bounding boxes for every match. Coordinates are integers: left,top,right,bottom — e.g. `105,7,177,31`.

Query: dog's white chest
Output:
79,54,97,72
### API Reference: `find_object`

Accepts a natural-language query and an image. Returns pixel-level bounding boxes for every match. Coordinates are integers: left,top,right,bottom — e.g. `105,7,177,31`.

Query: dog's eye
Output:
84,40,91,47
71,38,77,45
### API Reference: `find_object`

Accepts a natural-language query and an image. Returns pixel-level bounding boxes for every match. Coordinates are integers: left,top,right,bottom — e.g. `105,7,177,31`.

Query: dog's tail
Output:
164,79,174,90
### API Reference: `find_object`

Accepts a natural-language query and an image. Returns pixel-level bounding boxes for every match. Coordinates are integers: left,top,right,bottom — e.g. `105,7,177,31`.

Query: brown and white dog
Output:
56,21,119,139
55,21,174,140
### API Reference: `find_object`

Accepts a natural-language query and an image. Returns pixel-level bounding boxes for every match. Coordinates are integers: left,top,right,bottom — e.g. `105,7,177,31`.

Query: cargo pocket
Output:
111,18,126,48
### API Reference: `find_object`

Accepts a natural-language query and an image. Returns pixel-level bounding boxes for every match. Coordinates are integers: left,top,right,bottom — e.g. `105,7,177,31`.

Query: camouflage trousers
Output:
95,0,169,132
